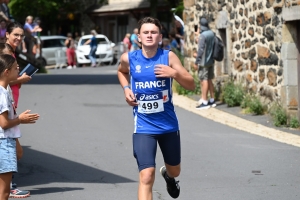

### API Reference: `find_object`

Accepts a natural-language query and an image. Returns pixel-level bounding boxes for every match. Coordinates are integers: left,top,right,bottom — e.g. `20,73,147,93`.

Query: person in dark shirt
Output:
84,30,98,67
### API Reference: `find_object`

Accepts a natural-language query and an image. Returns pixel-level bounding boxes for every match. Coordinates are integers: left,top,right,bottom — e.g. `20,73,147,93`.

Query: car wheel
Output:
41,57,47,67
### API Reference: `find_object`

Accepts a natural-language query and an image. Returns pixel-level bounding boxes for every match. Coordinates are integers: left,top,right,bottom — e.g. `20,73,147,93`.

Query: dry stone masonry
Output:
183,0,299,112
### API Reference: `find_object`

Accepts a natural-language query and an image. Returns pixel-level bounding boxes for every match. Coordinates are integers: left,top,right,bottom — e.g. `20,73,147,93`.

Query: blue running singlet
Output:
128,49,179,134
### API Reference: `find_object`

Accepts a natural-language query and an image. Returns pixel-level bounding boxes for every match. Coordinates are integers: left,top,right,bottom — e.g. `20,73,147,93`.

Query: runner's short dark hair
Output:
137,17,162,34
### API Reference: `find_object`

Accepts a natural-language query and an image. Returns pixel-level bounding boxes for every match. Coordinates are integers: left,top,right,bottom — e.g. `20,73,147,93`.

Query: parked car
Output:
39,35,68,66
76,34,114,66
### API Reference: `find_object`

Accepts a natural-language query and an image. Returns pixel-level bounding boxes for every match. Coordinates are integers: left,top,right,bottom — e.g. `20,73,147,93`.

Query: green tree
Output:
148,0,183,21
9,0,105,34
9,0,62,23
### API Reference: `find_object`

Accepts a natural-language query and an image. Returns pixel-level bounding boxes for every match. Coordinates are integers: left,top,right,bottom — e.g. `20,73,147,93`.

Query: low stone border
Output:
173,93,300,148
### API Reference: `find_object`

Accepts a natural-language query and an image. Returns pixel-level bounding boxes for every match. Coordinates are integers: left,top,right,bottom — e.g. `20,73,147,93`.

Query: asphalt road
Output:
14,65,300,200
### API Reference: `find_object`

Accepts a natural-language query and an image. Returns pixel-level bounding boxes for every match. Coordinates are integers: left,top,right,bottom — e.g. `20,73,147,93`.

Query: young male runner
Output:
117,17,195,200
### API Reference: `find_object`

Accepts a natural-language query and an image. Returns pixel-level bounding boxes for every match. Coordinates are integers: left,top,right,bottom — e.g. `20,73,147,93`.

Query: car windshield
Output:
80,37,108,46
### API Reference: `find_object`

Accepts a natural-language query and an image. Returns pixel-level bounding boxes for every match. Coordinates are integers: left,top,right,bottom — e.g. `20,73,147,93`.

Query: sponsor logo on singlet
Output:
138,94,160,101
135,65,141,73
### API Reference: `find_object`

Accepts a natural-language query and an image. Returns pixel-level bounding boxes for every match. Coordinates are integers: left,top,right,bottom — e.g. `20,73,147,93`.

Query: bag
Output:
213,36,224,62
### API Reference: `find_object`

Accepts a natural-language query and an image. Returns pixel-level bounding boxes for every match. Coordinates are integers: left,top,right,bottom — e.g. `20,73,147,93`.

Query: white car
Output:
76,34,114,66
39,35,68,66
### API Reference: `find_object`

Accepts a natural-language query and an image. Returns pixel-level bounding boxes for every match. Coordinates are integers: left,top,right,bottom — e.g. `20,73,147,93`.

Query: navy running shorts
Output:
132,131,181,171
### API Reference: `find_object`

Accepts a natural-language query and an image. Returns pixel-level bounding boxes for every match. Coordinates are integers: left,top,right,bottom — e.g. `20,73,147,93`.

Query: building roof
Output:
88,0,169,15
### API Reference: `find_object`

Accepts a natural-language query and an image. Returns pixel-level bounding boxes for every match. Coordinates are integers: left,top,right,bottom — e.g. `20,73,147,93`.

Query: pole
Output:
297,22,300,120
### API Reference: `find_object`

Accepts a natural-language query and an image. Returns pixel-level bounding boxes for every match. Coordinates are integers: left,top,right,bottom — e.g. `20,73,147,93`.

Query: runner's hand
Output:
154,64,177,78
18,110,39,124
124,88,138,106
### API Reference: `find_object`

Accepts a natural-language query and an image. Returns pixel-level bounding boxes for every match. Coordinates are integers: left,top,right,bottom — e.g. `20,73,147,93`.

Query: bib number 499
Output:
142,102,159,110
138,99,164,114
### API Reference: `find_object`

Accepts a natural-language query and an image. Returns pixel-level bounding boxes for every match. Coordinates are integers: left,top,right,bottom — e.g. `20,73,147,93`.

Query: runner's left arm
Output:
154,51,195,91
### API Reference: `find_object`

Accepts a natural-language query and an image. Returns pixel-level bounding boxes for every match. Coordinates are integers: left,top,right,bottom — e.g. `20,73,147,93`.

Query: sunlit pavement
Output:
15,65,300,200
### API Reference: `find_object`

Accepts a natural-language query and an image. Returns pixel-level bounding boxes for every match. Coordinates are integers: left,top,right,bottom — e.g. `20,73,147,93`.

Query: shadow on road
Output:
27,187,84,196
28,74,120,85
15,146,135,192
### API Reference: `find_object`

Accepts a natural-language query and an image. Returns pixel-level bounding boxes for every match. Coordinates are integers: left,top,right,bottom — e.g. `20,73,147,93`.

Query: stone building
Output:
183,0,300,119
87,0,171,43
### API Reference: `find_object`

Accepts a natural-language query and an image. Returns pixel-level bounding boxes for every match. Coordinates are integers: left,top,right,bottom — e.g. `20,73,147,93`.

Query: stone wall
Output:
183,0,288,102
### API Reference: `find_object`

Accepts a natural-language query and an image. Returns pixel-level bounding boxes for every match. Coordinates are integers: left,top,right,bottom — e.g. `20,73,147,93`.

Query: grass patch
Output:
222,80,245,107
248,96,265,115
289,117,300,129
269,103,288,127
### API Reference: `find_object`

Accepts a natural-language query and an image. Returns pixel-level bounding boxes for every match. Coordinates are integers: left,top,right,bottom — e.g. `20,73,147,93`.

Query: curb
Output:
173,93,300,148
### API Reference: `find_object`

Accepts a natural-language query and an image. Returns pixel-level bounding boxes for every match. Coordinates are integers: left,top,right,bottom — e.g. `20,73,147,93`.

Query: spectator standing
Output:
169,30,179,51
193,17,216,109
130,28,140,51
5,22,33,198
0,0,12,23
83,30,98,67
23,16,42,55
0,19,6,42
23,16,41,37
122,33,131,52
0,54,39,200
161,38,171,50
65,33,76,69
174,17,184,54
33,17,42,58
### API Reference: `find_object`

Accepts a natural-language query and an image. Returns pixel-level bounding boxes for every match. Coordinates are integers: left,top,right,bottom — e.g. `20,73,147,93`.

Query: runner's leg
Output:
133,133,158,200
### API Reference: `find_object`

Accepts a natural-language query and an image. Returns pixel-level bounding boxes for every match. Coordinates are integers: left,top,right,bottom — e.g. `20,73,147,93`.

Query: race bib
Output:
136,92,164,114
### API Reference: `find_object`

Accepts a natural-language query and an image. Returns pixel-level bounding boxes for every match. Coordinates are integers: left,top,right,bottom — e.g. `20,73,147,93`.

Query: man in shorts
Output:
117,17,195,199
194,17,216,110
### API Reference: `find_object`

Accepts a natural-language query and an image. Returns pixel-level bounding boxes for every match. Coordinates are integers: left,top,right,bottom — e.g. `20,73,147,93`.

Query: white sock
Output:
210,98,214,103
202,100,208,105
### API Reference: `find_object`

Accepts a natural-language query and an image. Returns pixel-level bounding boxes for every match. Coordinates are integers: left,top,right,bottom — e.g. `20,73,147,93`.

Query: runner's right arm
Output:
117,53,138,106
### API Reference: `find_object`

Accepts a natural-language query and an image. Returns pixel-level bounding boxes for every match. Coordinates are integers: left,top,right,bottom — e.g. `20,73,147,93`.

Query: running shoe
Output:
208,100,217,107
10,188,30,198
160,166,180,199
196,103,210,110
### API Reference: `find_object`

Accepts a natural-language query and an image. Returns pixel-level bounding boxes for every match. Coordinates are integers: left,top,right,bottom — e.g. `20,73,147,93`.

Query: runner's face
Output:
6,27,24,49
138,23,162,47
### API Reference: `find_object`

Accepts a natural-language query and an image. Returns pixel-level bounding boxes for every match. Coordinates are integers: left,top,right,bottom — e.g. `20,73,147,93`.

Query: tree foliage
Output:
9,0,62,23
149,0,183,20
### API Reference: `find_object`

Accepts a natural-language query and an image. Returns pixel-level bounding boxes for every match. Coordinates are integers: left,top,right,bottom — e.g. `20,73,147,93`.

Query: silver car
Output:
39,35,68,66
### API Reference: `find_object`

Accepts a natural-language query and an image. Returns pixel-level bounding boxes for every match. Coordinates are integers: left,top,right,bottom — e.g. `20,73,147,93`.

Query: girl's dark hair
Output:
137,17,162,34
6,22,24,34
0,54,16,74
0,42,13,54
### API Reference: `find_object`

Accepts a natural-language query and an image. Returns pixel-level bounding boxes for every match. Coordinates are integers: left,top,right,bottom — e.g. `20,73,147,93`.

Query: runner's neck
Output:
142,48,157,58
